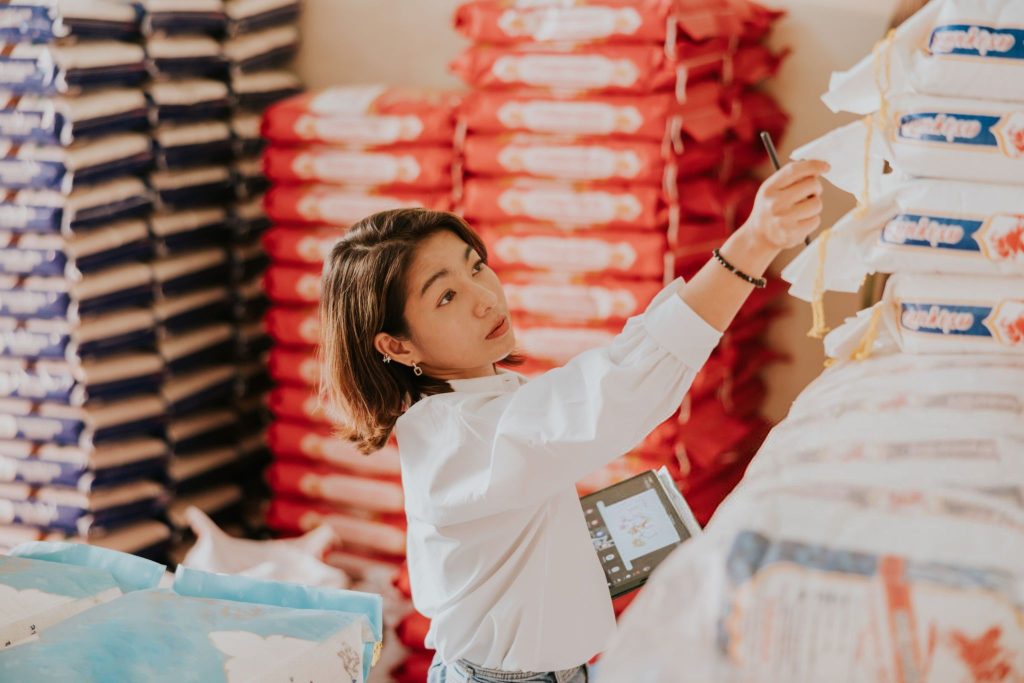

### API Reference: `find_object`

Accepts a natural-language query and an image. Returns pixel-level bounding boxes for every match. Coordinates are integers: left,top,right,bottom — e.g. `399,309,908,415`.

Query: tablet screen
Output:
580,470,694,597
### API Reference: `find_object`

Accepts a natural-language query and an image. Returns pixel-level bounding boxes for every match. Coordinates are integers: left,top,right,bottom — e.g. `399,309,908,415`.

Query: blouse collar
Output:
447,367,528,394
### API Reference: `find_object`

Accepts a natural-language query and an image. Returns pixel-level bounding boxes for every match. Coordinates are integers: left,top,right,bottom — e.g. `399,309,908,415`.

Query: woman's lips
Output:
486,316,510,340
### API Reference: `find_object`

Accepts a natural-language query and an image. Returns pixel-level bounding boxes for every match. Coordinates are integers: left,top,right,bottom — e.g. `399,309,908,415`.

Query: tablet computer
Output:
580,467,702,598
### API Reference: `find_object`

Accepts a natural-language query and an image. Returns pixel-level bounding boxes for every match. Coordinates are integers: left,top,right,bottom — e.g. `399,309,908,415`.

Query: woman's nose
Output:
472,282,498,316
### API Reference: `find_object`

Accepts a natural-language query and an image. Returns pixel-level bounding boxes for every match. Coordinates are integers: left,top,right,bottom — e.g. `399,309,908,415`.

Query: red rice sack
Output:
454,0,675,45
262,85,460,147
266,461,404,514
267,498,407,557
264,264,322,305
261,225,343,267
462,178,670,230
269,345,320,387
268,420,402,478
464,134,670,185
502,271,662,322
264,185,452,227
263,146,455,190
480,224,668,278
450,43,678,95
265,305,320,347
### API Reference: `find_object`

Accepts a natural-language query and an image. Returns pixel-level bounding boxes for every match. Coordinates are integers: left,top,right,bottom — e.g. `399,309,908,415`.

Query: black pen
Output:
760,131,812,246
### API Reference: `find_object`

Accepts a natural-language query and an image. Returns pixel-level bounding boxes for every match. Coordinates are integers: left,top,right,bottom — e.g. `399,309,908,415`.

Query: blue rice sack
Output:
152,248,229,298
0,477,166,534
0,1,139,44
0,261,152,321
157,323,234,374
150,165,232,209
146,78,230,125
134,0,225,37
0,40,145,94
0,351,162,405
0,178,151,235
145,34,225,78
0,392,164,447
152,120,232,170
151,207,230,254
0,89,147,145
225,0,299,37
161,365,235,416
165,408,237,455
0,436,167,490
154,287,230,332
0,219,151,279
0,308,157,362
0,132,151,192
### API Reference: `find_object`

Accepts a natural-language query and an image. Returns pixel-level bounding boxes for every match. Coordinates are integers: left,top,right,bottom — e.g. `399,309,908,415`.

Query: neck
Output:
426,363,498,381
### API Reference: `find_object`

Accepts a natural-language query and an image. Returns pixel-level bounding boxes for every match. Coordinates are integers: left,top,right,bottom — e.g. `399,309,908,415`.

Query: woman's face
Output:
394,230,515,380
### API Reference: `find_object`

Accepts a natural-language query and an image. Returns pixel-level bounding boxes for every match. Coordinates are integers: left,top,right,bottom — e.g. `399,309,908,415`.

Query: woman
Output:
319,159,829,682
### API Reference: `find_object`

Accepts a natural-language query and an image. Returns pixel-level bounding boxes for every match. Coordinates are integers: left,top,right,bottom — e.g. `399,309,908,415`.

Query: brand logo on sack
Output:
898,112,996,144
882,214,980,251
929,24,1023,59
978,214,1024,262
986,300,1024,346
900,303,990,337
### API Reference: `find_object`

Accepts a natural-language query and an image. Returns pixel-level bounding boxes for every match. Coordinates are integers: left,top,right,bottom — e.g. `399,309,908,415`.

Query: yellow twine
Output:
808,228,833,339
850,304,885,361
856,30,896,218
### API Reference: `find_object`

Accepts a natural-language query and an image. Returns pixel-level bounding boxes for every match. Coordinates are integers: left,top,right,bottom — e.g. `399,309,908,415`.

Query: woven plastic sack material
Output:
231,69,302,113
264,185,452,227
222,25,298,73
267,462,405,514
0,572,379,682
454,0,675,45
794,95,1024,200
460,90,680,140
784,179,1024,302
181,506,349,589
144,34,225,79
0,89,148,145
262,86,460,148
463,178,669,230
502,272,662,323
824,273,1024,358
264,305,319,347
267,497,407,558
451,43,678,95
465,134,670,184
225,0,300,36
0,178,152,235
261,226,341,267
268,421,402,478
0,40,145,94
0,1,139,43
135,0,226,37
0,436,166,489
599,353,1024,682
824,0,1024,114
264,146,455,190
147,79,231,126
0,133,152,193
480,224,668,279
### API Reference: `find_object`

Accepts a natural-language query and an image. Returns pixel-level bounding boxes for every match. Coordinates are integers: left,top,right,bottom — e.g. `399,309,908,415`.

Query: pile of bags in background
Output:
597,2,1024,680
452,0,790,528
260,85,462,682
0,0,167,557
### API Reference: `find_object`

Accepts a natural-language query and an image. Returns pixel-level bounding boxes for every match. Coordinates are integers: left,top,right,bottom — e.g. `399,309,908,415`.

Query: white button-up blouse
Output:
394,279,722,672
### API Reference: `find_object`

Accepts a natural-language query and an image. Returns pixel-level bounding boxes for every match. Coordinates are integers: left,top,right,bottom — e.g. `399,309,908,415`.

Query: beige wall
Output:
293,0,897,421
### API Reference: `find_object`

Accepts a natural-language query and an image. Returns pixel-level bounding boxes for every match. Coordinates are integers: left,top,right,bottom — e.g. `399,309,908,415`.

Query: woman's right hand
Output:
740,159,830,252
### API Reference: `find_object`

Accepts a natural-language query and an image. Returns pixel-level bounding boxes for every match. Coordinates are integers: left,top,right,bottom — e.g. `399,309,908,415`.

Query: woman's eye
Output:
472,259,485,274
439,290,454,306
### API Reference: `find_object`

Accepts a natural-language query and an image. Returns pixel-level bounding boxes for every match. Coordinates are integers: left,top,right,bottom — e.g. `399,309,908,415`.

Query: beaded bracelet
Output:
712,248,767,289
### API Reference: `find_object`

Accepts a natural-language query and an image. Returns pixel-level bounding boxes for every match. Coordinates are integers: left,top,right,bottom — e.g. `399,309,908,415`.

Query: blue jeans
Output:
427,654,589,683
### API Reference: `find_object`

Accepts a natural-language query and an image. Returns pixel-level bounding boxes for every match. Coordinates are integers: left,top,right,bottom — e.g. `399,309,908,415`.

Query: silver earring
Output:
382,353,391,363
412,362,423,377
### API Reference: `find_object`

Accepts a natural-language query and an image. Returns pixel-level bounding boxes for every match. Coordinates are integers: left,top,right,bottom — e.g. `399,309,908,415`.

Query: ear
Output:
374,332,418,368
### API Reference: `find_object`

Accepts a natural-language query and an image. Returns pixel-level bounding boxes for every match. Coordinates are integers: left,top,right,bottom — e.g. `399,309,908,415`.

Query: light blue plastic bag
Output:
8,541,166,593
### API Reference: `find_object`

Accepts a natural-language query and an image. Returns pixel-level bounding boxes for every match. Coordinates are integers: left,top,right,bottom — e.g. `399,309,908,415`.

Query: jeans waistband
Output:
455,659,585,682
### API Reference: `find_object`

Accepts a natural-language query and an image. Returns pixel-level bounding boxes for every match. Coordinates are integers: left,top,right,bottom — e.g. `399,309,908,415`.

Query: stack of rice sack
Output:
451,0,789,524
219,0,303,527
127,1,245,542
0,1,170,557
783,0,1024,365
260,85,458,569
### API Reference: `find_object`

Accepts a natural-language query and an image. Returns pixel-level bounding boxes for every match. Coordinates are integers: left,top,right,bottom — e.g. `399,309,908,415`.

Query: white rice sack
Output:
793,94,1024,198
783,178,1024,301
825,0,1024,114
822,273,1024,358
597,350,1024,683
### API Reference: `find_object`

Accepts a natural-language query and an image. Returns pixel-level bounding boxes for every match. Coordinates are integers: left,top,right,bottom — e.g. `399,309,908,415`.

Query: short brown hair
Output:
319,208,501,454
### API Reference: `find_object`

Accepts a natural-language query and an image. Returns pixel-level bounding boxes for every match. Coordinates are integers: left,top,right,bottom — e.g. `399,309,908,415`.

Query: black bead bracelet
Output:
712,248,767,289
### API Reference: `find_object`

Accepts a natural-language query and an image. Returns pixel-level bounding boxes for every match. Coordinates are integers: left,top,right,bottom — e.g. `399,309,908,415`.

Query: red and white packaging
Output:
267,498,407,557
264,185,452,227
453,0,676,45
463,178,670,230
450,43,678,95
502,272,662,322
268,420,402,478
262,85,460,147
261,225,344,267
263,146,455,190
267,461,405,514
460,91,680,140
265,305,320,347
480,224,668,278
395,612,431,652
269,345,320,387
264,264,322,305
728,89,789,142
512,315,621,365
269,384,332,425
464,134,670,185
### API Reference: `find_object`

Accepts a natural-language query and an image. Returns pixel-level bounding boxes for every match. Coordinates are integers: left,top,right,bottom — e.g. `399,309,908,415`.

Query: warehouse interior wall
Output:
293,0,898,422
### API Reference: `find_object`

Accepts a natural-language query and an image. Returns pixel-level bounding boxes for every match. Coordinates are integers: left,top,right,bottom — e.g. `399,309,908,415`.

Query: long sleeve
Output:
397,279,722,526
